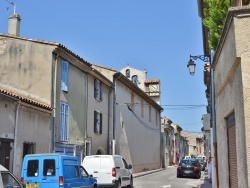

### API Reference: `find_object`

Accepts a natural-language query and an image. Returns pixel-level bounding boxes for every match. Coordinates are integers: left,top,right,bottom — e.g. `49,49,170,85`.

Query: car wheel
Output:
127,176,133,188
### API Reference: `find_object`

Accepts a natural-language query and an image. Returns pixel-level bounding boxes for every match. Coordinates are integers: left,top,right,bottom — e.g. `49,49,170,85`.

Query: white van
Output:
82,155,133,188
0,165,23,188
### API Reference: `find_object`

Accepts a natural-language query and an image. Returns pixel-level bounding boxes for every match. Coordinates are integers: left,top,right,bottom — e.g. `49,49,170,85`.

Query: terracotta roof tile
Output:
0,87,52,110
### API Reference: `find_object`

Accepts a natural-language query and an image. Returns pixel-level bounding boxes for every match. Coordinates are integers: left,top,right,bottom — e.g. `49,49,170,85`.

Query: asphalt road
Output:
133,167,204,188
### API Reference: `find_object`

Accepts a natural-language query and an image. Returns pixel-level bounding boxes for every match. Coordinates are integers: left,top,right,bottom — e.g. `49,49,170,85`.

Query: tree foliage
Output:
203,0,230,50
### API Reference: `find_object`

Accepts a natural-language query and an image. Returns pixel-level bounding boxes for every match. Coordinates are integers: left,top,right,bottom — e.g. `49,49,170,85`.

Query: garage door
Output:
227,113,238,188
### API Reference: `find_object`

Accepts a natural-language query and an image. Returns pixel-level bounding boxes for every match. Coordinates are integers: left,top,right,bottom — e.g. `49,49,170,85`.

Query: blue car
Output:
21,153,97,188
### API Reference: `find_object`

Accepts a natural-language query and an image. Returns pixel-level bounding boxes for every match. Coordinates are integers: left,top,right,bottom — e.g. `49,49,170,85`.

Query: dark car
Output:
177,159,201,179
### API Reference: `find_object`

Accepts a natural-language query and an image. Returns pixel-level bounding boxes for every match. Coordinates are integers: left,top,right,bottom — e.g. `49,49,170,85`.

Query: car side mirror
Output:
128,164,132,169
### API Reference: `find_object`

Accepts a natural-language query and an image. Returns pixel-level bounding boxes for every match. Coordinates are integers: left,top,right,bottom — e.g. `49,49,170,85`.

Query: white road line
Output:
161,184,172,188
169,175,175,179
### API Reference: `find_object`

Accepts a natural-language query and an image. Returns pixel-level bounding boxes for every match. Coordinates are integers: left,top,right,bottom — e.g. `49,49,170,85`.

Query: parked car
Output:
184,156,191,159
196,155,206,162
197,158,206,171
82,155,133,188
177,158,201,179
21,153,97,188
0,165,23,188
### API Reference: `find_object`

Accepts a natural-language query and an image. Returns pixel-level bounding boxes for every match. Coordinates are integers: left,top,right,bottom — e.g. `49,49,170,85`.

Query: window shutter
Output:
94,111,97,133
100,113,102,134
94,79,97,98
61,60,69,92
100,82,103,101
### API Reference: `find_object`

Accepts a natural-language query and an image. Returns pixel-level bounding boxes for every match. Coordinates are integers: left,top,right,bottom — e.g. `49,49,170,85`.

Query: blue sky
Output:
0,0,207,133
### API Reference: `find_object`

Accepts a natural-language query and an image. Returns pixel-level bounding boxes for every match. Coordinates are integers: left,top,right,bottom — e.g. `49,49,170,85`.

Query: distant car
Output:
197,158,206,171
184,156,191,159
0,165,23,188
177,159,201,179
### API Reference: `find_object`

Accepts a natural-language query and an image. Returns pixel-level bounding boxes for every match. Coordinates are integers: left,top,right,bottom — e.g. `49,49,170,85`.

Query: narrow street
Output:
133,167,211,188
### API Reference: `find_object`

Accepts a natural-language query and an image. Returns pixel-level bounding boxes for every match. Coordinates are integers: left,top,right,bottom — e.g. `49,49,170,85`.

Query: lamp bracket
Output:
190,55,210,62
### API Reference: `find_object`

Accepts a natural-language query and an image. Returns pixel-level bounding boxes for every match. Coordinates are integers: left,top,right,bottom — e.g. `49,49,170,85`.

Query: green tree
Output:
203,0,230,50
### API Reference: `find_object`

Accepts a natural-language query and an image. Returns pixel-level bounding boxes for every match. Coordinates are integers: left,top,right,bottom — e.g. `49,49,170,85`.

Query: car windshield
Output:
1,172,22,187
180,160,196,166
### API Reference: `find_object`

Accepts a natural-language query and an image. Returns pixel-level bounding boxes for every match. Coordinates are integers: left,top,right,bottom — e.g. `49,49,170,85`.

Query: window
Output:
27,160,39,177
94,79,103,101
126,69,130,78
23,142,36,158
43,159,55,176
1,172,21,187
94,111,102,134
131,75,138,86
60,102,69,141
61,60,69,92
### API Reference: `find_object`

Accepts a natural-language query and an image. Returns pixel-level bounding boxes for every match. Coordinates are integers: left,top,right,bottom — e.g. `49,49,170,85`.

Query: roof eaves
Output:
0,87,52,110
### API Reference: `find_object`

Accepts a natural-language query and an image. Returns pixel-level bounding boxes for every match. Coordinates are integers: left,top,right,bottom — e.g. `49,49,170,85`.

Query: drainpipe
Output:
85,74,89,156
52,53,59,152
112,73,121,155
107,87,112,154
13,102,20,174
211,68,218,187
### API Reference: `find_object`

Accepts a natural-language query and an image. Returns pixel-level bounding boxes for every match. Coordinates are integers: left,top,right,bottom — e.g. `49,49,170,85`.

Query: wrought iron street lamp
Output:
187,53,217,186
187,55,211,75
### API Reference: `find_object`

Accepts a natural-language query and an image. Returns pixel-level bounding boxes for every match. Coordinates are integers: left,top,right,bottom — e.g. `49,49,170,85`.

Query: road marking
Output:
186,179,197,185
161,185,172,188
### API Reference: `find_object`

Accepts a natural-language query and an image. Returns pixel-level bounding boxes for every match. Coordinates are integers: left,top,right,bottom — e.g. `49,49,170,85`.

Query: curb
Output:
133,166,175,178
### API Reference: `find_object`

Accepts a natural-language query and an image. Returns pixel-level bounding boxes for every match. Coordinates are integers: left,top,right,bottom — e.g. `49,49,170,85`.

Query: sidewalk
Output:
196,170,212,188
133,166,212,188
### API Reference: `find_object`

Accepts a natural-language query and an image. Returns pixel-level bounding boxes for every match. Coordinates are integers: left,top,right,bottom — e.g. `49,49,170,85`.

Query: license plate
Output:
184,170,191,173
25,183,39,188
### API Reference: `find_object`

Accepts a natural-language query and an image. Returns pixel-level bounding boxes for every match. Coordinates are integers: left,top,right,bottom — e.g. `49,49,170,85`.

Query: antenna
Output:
5,0,16,14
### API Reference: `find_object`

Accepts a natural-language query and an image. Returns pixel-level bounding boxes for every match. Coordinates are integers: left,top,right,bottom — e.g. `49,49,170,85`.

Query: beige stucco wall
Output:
54,57,87,145
86,74,113,155
213,9,250,188
115,81,161,173
0,37,54,104
0,96,51,179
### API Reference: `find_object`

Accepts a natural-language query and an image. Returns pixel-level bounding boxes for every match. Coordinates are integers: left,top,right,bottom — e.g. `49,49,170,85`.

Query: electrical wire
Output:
126,104,160,131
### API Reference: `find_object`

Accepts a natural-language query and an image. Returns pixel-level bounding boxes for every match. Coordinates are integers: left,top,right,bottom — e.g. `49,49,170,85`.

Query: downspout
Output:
211,68,218,187
107,87,112,154
13,102,20,173
85,74,89,156
112,73,122,155
52,53,59,152
159,110,164,168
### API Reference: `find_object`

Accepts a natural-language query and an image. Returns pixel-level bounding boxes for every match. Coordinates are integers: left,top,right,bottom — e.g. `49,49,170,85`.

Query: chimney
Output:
8,13,21,36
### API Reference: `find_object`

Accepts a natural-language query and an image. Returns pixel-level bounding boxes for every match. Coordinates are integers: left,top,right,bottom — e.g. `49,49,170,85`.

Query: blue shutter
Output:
100,82,103,101
94,79,97,99
60,103,69,141
100,113,102,134
94,111,97,133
